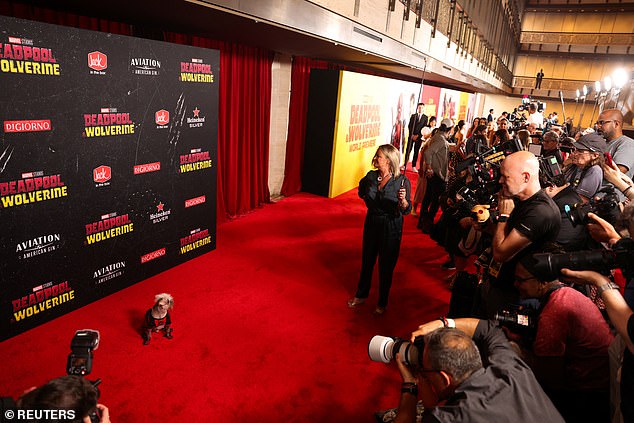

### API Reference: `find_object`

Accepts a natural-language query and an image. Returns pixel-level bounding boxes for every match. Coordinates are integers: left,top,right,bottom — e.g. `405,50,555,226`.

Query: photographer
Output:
14,376,110,423
561,267,634,423
564,133,607,203
390,318,564,423
541,131,564,165
510,255,613,423
527,103,544,130
477,151,560,319
597,109,634,202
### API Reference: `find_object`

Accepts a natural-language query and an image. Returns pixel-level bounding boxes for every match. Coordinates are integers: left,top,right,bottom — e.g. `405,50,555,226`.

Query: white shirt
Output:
527,111,544,128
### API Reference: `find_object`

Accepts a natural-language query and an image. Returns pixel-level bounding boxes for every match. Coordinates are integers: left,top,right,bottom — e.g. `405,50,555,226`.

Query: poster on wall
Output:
329,71,420,198
420,86,441,120
438,88,462,120
0,15,219,341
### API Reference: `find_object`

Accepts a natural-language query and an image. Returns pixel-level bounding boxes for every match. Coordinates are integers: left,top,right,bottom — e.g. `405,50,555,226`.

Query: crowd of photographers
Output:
386,104,634,422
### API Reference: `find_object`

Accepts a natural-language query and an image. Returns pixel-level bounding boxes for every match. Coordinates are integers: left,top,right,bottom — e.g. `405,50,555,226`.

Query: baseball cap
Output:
572,133,607,153
440,118,454,129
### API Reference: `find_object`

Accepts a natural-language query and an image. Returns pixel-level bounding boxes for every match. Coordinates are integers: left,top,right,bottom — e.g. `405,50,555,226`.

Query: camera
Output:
454,138,524,212
494,305,539,345
66,330,102,423
564,186,621,227
539,155,566,188
531,237,634,281
67,329,100,376
368,335,425,368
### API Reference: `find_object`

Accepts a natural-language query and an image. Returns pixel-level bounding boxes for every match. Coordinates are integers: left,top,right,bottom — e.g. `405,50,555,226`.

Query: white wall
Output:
268,53,292,198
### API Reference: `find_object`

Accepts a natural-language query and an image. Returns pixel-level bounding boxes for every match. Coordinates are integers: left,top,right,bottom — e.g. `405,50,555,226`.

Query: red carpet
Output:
0,171,452,422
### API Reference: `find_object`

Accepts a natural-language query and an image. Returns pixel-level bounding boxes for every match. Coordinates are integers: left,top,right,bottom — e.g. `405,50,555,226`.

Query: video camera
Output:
531,237,634,281
539,155,566,188
517,100,546,114
453,138,524,220
368,335,425,369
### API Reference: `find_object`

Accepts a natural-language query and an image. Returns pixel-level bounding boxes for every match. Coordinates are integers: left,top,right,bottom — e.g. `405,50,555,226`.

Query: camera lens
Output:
368,335,397,363
368,336,422,368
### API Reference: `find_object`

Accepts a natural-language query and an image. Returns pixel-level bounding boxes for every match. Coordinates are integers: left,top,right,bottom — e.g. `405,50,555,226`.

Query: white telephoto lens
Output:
368,335,394,363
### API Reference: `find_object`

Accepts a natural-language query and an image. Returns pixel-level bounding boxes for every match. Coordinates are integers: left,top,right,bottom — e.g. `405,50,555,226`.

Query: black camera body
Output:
564,186,621,227
539,155,566,188
455,138,524,213
518,100,546,113
495,304,539,345
67,329,100,376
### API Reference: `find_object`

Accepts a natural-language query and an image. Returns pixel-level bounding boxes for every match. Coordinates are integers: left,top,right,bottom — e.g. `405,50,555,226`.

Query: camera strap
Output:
537,283,565,316
569,166,589,190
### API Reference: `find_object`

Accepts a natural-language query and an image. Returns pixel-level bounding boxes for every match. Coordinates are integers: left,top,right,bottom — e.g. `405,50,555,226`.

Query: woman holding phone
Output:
348,144,411,315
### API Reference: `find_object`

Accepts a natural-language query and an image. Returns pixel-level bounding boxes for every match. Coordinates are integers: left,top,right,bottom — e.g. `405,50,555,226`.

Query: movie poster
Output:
420,86,441,121
329,71,420,198
0,16,219,341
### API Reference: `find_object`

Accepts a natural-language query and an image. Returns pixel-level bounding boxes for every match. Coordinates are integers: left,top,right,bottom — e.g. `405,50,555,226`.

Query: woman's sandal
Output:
373,306,386,315
347,297,365,308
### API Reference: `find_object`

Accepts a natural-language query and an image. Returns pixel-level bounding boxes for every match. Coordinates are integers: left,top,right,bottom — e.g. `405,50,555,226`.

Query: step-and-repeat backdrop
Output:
0,16,218,341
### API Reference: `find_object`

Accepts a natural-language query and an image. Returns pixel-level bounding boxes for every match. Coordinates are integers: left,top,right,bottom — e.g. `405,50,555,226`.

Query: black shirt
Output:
494,189,561,287
423,320,565,423
358,170,412,217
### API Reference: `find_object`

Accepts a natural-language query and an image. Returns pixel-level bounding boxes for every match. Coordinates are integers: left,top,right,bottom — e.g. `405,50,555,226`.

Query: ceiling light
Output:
612,68,629,89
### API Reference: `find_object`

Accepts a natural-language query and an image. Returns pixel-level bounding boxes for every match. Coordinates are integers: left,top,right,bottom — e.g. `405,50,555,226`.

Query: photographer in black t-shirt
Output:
476,151,561,319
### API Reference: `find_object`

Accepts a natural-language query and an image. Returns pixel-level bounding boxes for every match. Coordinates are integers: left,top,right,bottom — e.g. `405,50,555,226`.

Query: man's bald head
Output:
600,109,624,123
504,150,539,178
499,151,541,199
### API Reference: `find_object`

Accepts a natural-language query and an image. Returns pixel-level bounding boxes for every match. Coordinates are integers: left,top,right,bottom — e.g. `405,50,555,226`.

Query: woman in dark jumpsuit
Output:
348,144,411,314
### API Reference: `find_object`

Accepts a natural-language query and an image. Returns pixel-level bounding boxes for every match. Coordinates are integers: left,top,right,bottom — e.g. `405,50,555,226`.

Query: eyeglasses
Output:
596,120,614,126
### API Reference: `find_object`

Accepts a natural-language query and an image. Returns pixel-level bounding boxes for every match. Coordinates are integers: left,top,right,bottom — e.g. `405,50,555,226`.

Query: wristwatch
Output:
401,383,418,396
497,214,509,223
596,282,619,297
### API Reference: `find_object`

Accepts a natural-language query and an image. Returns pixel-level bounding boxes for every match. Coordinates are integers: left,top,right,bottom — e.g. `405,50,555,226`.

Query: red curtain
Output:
0,1,131,35
165,34,274,222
